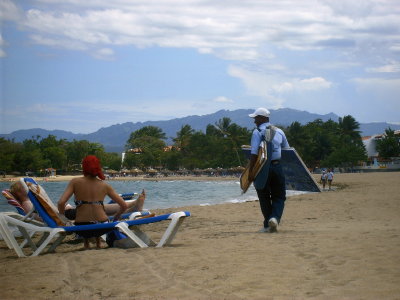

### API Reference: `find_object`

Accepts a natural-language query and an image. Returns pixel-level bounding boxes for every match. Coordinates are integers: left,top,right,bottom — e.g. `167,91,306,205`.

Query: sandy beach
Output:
1,172,399,299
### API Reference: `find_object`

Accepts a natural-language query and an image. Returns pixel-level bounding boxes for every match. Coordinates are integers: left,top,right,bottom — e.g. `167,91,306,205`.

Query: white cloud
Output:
389,44,400,53
227,65,285,108
4,0,398,65
228,65,332,107
0,34,6,57
352,77,400,109
92,47,115,60
352,77,400,95
216,48,261,61
0,34,6,46
321,0,377,18
2,103,65,117
2,0,400,130
30,34,88,51
213,96,233,103
349,77,400,122
296,77,333,90
366,63,400,73
34,99,215,121
0,0,22,22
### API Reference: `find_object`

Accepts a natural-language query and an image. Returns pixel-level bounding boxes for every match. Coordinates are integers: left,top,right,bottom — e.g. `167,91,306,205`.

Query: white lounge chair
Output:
0,178,190,257
0,179,146,245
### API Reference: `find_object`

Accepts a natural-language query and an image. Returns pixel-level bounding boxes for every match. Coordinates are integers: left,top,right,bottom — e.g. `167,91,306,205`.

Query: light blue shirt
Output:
250,122,290,161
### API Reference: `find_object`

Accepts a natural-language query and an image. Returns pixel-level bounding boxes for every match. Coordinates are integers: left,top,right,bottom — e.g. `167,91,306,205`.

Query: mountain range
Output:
1,108,399,153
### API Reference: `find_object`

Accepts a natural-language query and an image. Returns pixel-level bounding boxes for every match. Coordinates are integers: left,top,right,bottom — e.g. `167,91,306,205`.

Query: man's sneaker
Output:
258,227,272,233
268,218,278,232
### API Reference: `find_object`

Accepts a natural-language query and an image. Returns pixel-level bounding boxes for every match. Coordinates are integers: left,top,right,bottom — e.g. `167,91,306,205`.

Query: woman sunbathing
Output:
6,180,146,220
5,158,146,249
58,155,131,249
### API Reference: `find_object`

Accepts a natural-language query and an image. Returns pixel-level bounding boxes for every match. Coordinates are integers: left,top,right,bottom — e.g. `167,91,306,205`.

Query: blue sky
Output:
1,0,400,134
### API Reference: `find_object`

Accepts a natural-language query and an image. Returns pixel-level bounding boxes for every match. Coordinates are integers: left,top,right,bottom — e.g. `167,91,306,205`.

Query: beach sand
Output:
1,172,399,299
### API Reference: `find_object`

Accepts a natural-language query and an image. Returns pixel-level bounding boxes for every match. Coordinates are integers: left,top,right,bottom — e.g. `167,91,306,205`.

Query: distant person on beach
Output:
327,169,334,190
58,155,130,249
247,108,290,233
320,170,327,189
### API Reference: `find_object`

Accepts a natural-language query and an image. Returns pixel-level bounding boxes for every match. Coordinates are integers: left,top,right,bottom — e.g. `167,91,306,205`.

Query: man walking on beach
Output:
247,108,289,233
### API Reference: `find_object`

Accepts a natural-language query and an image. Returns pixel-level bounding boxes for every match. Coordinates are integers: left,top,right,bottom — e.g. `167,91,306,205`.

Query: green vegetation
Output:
1,115,393,175
376,128,400,159
286,115,367,168
123,118,250,170
0,135,121,175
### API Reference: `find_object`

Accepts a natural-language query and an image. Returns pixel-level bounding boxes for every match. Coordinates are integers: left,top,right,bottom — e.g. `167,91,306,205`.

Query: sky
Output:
1,0,400,134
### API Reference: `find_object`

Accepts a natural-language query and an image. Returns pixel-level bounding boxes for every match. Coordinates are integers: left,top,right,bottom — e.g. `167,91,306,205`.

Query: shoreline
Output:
0,174,241,183
1,172,399,299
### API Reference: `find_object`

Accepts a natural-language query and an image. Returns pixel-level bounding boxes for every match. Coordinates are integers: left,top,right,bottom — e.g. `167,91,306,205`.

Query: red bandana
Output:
82,155,105,180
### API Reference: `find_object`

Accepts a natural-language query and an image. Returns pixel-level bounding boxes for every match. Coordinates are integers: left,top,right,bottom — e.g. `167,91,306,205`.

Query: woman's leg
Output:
84,238,90,249
104,189,146,215
125,189,145,212
96,237,106,249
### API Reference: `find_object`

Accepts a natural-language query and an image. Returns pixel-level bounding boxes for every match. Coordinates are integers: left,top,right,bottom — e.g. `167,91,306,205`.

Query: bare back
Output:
58,175,127,223
67,176,110,223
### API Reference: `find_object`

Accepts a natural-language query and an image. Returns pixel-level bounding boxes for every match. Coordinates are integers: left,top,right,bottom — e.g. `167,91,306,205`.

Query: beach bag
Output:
253,141,272,190
106,213,156,248
106,229,138,248
253,126,276,190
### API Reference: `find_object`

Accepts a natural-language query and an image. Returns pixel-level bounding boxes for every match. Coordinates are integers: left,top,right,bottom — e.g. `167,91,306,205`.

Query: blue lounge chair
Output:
1,178,144,221
0,178,190,257
0,178,138,250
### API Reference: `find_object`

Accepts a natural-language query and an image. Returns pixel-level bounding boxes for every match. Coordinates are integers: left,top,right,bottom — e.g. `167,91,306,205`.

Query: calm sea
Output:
0,179,305,213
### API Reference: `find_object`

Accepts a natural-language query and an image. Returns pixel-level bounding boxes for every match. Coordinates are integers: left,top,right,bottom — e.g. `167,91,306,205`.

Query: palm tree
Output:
215,117,249,166
173,125,194,151
338,115,361,144
215,117,232,136
126,126,166,149
285,121,308,153
376,128,400,158
328,115,366,167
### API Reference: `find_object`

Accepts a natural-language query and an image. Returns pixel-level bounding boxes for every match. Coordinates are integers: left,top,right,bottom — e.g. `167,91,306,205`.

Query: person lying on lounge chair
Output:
58,155,132,249
6,180,146,221
8,180,39,215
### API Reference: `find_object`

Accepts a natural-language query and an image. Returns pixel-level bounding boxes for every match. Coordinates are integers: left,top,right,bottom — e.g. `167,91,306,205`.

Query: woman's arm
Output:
106,185,128,221
58,181,74,215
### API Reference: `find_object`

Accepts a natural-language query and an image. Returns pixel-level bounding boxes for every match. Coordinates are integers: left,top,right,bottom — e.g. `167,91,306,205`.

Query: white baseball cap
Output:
249,107,270,118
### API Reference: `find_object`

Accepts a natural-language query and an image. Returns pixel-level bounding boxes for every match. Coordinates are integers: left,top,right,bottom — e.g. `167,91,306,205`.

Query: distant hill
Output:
0,128,84,143
82,108,341,152
1,108,399,152
358,122,400,137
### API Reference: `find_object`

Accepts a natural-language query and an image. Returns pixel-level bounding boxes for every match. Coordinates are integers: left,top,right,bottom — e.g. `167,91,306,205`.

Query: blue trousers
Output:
256,163,286,228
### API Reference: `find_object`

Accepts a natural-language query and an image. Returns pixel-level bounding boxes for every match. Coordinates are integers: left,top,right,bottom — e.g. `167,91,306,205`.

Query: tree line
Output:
123,118,250,171
0,135,122,175
1,115,398,175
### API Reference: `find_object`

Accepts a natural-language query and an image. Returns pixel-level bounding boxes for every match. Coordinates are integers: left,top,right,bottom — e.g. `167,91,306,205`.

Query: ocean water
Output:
0,179,306,213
